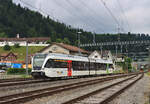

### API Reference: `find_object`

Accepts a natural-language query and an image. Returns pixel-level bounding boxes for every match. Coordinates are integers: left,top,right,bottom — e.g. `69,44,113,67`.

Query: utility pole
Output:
93,33,96,44
116,25,120,59
26,41,28,75
126,45,128,57
121,45,123,53
148,46,150,69
100,45,103,55
78,32,82,55
116,45,118,58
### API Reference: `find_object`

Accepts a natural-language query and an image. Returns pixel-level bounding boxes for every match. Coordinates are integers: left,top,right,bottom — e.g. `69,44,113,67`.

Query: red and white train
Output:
31,53,115,78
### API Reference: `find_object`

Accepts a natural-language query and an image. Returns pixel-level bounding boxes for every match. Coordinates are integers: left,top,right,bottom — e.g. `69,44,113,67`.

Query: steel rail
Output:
0,73,138,104
0,73,132,87
62,73,143,104
100,73,144,104
0,79,51,87
0,78,33,83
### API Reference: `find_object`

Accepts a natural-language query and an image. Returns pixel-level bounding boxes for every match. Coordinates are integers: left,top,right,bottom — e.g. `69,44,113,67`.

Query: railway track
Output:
0,79,51,87
0,73,128,88
0,78,33,83
63,73,143,104
0,73,122,83
0,73,141,104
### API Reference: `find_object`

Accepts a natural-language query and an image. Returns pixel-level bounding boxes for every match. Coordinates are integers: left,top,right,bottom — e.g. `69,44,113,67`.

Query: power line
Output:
107,0,125,33
52,0,90,30
100,0,122,33
19,0,55,20
116,0,132,32
79,0,109,32
21,0,103,32
65,0,105,32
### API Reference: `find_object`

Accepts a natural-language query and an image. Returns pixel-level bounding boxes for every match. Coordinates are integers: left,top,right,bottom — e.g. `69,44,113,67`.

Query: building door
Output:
67,60,72,77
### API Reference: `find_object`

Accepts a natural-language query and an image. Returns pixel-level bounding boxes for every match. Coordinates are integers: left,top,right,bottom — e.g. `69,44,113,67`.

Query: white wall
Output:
0,42,49,46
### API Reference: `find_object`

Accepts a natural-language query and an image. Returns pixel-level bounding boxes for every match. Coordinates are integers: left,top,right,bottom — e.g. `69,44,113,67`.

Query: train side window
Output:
72,61,88,71
60,62,68,68
72,61,78,70
90,63,95,70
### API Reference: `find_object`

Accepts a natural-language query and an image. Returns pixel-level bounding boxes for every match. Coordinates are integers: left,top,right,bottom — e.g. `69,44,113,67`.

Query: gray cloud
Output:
13,0,150,34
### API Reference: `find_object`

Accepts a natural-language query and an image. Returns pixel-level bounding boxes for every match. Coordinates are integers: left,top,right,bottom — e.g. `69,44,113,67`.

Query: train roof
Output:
35,53,113,64
46,53,89,62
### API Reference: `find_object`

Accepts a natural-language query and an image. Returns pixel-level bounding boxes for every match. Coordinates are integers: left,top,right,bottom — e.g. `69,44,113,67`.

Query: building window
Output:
52,47,57,51
95,56,98,58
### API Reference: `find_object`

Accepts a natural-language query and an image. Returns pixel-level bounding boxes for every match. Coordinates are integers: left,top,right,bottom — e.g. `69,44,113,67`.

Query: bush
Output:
7,68,32,75
3,44,11,51
14,43,20,48
46,39,51,44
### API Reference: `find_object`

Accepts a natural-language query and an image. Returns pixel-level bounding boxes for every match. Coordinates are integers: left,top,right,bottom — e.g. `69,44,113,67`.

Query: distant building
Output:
38,42,89,56
0,34,50,46
89,50,113,60
0,52,17,62
115,54,125,62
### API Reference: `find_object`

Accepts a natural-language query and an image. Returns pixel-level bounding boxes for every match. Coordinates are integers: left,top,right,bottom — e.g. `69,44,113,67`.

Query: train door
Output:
67,60,72,77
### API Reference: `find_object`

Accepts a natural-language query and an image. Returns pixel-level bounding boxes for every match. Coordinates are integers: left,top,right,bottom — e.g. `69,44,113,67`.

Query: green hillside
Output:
0,0,149,53
0,46,45,61
0,0,93,45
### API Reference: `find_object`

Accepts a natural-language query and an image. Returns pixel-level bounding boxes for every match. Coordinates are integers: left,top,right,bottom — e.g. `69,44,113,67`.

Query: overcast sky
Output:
13,0,150,34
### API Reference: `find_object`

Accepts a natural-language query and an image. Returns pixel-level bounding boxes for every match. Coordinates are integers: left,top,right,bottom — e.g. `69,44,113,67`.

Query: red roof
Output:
0,52,17,57
39,42,89,54
0,37,50,42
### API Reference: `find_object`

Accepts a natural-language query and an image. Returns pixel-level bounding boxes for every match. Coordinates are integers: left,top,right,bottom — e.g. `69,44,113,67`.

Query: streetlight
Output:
77,32,82,55
146,46,150,68
26,41,28,75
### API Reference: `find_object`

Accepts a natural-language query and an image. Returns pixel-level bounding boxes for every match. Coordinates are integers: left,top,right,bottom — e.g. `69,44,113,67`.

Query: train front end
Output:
31,53,47,78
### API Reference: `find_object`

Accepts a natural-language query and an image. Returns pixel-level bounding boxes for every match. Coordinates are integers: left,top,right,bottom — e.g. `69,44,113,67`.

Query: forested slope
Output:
0,0,149,52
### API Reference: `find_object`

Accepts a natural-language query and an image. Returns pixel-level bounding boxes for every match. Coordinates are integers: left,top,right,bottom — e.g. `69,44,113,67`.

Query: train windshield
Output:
33,54,47,69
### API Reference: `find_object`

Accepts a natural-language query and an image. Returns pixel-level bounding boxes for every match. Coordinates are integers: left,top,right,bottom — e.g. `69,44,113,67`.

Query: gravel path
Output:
109,74,150,104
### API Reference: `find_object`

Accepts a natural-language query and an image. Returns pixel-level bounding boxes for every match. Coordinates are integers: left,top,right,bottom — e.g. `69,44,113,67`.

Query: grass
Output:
20,74,32,78
0,46,45,61
147,72,150,76
113,69,125,73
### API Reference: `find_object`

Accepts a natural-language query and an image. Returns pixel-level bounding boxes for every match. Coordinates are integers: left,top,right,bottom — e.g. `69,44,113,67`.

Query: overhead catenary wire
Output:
100,0,123,33
19,0,103,33
52,0,89,29
106,0,125,33
79,0,112,33
19,0,127,34
116,0,132,32
19,0,55,21
65,0,105,33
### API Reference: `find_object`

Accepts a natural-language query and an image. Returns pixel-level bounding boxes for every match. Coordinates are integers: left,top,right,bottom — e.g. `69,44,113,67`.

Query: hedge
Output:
7,68,32,74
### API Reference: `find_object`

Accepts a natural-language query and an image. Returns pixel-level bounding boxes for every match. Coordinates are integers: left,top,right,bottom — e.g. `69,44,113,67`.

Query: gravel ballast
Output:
0,76,116,97
23,76,134,104
109,74,150,104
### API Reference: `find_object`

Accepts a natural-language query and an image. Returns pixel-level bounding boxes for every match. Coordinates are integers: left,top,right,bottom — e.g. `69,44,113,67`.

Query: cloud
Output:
13,0,150,34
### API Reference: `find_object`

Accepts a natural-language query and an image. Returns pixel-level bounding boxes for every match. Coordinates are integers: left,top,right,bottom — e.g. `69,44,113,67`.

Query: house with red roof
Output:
38,42,89,56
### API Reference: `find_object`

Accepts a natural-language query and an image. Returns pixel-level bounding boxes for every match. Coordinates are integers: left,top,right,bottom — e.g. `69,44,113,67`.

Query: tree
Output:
56,38,63,43
14,43,20,48
63,38,70,44
0,32,7,38
3,44,11,51
46,39,51,44
123,57,132,72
